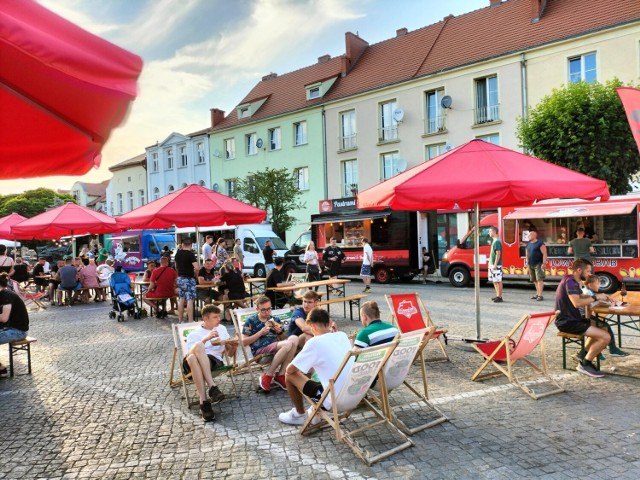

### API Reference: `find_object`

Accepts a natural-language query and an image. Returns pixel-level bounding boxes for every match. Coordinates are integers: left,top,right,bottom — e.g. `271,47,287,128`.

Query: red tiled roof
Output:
80,180,109,198
109,152,146,172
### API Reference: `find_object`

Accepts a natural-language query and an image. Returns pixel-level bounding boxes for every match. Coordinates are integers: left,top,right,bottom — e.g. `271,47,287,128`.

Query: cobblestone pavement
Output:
2,280,640,479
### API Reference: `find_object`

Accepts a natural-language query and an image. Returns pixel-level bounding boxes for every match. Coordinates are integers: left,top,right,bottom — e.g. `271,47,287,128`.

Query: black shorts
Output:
182,354,223,374
556,319,590,335
302,379,323,402
228,290,248,301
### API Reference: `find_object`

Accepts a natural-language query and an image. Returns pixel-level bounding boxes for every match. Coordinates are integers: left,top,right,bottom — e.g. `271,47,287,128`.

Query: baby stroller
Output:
108,268,141,322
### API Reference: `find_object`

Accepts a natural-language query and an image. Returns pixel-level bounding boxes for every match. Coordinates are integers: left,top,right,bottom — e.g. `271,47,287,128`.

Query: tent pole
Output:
195,225,201,269
474,203,481,340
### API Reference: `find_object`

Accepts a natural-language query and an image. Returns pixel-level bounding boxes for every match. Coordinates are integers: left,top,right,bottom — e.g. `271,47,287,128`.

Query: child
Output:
582,275,629,359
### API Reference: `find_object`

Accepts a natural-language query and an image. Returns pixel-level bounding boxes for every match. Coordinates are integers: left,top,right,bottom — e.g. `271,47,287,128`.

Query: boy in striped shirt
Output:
354,301,398,348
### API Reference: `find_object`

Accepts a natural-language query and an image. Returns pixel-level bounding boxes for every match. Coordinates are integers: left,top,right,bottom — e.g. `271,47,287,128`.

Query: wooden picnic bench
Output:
317,293,367,321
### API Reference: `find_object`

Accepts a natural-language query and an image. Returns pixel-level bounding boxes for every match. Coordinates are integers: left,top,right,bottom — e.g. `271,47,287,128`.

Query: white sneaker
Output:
307,405,321,425
278,408,306,425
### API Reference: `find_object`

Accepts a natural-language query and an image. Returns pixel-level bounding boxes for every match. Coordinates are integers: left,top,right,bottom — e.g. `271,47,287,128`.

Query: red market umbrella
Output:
0,213,27,257
358,139,611,339
0,0,143,179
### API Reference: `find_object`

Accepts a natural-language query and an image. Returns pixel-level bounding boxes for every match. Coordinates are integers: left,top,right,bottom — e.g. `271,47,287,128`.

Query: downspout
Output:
322,106,328,199
520,53,528,123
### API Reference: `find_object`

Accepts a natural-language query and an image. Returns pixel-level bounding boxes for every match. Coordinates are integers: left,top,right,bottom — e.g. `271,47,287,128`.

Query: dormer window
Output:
308,87,320,99
238,107,250,118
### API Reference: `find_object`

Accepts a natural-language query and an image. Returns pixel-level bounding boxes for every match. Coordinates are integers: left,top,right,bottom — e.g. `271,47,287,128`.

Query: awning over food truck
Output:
503,202,637,220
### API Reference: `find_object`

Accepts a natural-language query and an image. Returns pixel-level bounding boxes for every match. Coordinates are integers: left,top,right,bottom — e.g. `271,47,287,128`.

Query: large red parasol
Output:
0,213,27,239
0,0,143,179
358,139,610,339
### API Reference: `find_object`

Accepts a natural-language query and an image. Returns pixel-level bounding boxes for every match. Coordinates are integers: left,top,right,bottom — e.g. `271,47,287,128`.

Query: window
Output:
197,142,205,164
181,183,188,188
425,88,445,133
116,193,123,215
475,75,499,124
294,121,307,146
109,202,114,216
425,143,446,160
268,127,281,151
341,159,358,197
308,86,320,99
295,167,309,191
179,145,187,167
166,148,173,169
153,187,160,200
246,133,257,155
226,179,237,198
224,138,236,160
168,185,175,193
569,52,597,84
380,152,400,180
127,191,134,211
151,153,158,172
339,110,357,150
379,100,398,142
239,107,250,118
138,189,145,206
127,176,131,182
476,133,500,145
198,180,205,187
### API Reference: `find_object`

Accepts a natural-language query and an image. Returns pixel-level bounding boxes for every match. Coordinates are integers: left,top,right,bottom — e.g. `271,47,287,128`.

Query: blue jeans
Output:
0,327,27,345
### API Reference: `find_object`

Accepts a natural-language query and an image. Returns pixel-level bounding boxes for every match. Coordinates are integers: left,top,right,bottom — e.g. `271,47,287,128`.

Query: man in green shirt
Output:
354,301,398,348
488,226,504,303
568,227,595,262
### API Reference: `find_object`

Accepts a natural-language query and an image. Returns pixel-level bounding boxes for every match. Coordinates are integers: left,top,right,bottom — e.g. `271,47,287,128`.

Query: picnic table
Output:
593,291,640,349
245,277,266,305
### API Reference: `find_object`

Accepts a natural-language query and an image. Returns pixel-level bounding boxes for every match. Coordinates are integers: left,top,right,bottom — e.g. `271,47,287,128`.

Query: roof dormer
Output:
305,76,338,101
236,96,269,119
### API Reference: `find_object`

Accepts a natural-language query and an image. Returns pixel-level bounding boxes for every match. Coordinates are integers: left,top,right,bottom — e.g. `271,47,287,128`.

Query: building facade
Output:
105,153,147,216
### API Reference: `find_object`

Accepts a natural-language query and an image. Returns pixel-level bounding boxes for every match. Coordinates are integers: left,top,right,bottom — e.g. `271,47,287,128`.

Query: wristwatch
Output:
592,294,598,301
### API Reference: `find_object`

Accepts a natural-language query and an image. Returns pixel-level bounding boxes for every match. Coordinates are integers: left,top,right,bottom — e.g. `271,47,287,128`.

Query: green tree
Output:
235,167,305,238
517,79,640,195
0,188,76,218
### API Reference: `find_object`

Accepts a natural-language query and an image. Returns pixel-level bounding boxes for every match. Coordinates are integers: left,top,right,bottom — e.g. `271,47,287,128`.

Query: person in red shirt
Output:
143,256,177,316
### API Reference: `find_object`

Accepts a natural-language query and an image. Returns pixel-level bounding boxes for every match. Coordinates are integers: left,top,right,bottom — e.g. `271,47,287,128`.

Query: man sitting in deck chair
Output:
278,307,353,425
354,301,398,348
183,305,237,421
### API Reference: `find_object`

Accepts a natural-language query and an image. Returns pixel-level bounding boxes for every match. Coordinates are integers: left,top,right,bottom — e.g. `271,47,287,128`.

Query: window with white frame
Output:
475,75,499,124
246,133,257,155
109,202,114,216
294,121,307,146
339,110,357,150
295,167,309,191
179,145,187,167
476,133,500,145
379,100,398,141
308,86,320,100
196,142,205,164
341,159,358,198
226,179,237,198
151,153,158,172
268,127,281,151
153,187,160,200
116,193,123,215
166,148,174,169
425,143,447,160
224,138,236,159
425,88,445,133
198,180,205,187
238,107,250,118
168,185,175,193
127,191,134,211
380,151,401,180
181,183,188,188
569,52,597,84
138,189,145,206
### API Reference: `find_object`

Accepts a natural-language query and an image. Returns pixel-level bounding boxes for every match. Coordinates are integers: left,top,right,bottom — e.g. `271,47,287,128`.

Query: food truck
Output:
440,195,640,292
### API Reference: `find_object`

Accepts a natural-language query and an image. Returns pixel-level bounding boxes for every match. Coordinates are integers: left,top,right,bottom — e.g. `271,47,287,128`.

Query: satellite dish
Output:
441,95,453,109
213,148,221,157
256,138,264,148
396,158,407,172
392,108,405,123
212,183,219,192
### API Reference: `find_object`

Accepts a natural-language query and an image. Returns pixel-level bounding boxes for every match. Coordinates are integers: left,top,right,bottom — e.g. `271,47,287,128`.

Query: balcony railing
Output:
378,126,398,142
339,134,357,151
426,115,446,134
474,104,500,124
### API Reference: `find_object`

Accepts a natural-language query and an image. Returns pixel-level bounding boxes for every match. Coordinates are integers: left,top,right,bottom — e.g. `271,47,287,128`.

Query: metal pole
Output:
474,203,481,340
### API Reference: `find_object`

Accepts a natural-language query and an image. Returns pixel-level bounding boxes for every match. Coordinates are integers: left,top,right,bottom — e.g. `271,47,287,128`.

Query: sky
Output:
1,0,488,194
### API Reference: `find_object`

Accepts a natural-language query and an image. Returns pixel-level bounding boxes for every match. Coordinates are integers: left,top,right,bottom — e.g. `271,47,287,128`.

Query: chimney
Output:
318,54,331,64
261,72,277,81
396,27,408,37
342,32,369,76
210,108,225,128
489,0,501,6
531,0,548,23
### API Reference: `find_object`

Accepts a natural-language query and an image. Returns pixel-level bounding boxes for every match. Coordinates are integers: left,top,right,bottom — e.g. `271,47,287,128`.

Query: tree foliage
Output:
517,79,640,195
235,167,305,238
0,188,76,218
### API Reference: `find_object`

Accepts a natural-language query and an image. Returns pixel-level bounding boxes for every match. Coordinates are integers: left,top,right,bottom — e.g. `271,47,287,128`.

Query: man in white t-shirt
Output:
278,307,353,425
360,238,373,293
183,305,238,421
202,235,213,262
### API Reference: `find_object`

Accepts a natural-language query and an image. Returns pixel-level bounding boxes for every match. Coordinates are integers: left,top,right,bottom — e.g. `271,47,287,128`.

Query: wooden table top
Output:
268,278,350,292
593,303,640,316
245,277,266,284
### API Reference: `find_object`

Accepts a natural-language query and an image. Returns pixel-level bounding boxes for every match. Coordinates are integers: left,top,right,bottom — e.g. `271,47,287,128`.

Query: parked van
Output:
109,229,175,272
441,195,640,292
175,224,287,278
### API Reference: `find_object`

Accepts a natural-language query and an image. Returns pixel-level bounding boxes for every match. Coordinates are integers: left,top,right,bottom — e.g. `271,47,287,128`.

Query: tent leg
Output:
474,204,481,340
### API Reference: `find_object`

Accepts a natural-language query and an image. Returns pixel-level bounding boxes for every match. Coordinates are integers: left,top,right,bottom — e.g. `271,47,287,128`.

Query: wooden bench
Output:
143,296,177,319
557,332,600,370
9,336,36,377
317,294,367,321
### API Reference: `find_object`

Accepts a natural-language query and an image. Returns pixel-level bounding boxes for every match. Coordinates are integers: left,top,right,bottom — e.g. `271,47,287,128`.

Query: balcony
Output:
425,115,446,134
339,134,357,151
378,126,398,143
474,104,500,125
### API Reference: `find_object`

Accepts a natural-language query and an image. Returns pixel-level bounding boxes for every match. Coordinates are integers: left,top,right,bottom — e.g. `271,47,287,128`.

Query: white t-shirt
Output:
304,250,318,265
202,243,213,261
185,324,230,361
362,243,373,266
292,331,353,409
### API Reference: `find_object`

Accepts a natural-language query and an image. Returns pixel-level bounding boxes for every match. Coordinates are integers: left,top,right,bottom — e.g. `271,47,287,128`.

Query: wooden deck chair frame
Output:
365,328,448,435
300,341,414,466
471,310,564,400
11,280,47,310
169,322,238,409
386,293,449,362
229,306,293,386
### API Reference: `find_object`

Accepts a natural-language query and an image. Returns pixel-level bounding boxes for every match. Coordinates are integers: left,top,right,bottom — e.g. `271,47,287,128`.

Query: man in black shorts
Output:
555,258,611,378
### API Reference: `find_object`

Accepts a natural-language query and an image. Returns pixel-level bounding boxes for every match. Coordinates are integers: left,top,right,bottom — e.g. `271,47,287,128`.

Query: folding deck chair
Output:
365,328,448,435
169,322,237,408
386,293,449,362
300,341,414,466
471,310,564,400
11,280,47,310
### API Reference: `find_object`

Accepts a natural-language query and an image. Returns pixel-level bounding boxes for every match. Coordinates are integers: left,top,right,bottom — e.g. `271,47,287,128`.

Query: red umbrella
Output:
0,213,27,238
0,0,143,179
358,139,611,339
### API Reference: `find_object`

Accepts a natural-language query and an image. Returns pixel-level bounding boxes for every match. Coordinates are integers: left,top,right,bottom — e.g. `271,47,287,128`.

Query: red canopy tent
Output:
0,0,143,179
0,213,27,257
358,139,611,339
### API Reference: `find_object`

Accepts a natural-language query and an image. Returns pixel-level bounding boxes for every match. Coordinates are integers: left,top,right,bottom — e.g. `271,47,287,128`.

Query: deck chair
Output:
169,322,237,408
287,272,308,297
365,328,447,435
386,293,449,362
471,310,564,400
229,306,293,385
300,341,414,466
11,280,47,310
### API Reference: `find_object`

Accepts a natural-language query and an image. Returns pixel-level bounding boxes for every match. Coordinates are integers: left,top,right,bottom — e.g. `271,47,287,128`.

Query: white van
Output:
175,224,288,278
